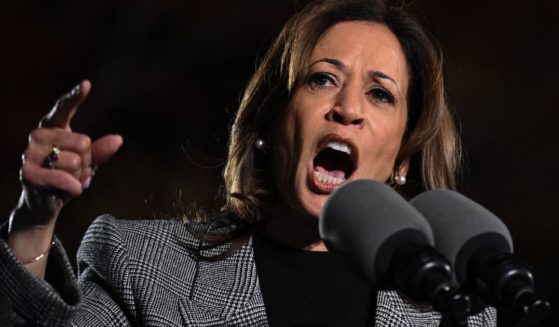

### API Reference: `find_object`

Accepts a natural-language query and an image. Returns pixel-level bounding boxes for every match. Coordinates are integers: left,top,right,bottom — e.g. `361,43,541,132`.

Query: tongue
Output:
316,165,345,179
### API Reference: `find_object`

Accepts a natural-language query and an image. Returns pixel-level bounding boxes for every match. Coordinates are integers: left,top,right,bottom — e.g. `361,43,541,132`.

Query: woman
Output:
1,0,496,325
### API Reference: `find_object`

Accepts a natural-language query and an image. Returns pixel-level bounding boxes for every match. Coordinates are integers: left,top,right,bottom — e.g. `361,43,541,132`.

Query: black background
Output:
1,0,557,325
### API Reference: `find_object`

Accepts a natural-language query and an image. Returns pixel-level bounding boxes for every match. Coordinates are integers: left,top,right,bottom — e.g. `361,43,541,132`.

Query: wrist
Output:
8,194,59,234
6,226,56,273
7,206,57,265
21,239,56,265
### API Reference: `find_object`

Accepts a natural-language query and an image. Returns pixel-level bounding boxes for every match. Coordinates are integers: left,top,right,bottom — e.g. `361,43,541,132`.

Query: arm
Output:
7,80,122,278
1,81,124,325
0,228,80,326
1,216,139,326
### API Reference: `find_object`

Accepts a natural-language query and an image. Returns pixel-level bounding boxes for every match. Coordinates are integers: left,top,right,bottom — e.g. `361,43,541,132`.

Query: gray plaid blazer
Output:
0,215,496,326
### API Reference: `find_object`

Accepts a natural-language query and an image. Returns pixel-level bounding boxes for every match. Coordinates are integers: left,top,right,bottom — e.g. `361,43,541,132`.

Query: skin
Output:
262,21,410,251
7,80,123,277
7,21,411,278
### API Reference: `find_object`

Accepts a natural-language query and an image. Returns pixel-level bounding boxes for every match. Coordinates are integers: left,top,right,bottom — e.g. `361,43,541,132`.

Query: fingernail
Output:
83,176,92,190
69,84,81,97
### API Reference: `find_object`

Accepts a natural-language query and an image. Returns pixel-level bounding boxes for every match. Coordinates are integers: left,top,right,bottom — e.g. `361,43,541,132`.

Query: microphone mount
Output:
464,249,550,326
389,245,470,327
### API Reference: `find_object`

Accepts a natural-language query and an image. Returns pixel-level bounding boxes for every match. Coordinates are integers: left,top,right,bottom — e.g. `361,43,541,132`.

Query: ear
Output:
396,159,410,178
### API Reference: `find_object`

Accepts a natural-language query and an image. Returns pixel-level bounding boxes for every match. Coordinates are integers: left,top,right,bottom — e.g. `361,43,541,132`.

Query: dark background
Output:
1,0,557,325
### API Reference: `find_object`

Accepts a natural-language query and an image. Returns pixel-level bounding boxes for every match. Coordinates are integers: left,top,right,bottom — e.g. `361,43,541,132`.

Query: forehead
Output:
309,21,408,87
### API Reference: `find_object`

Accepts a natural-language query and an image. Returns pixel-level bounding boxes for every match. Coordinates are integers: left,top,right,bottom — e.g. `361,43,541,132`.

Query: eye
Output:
308,72,338,89
369,87,395,105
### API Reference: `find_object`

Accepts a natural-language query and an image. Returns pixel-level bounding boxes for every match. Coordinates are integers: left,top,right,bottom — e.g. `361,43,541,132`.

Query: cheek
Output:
269,103,319,209
362,118,407,177
383,123,406,154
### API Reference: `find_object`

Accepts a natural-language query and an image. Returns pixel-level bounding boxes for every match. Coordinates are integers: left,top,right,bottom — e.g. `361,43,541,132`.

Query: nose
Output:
325,83,365,126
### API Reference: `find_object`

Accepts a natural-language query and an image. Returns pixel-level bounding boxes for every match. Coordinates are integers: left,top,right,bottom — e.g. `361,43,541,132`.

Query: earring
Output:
394,174,407,186
255,138,267,150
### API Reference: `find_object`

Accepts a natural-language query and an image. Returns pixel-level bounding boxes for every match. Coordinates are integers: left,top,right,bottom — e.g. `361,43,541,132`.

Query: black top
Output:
253,235,375,327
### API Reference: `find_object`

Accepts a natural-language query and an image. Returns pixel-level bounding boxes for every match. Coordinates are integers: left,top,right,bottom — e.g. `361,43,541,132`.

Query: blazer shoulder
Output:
76,215,205,311
79,214,200,265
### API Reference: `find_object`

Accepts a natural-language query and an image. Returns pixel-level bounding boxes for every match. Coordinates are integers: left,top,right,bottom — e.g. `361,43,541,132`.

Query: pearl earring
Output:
255,138,267,150
394,174,407,186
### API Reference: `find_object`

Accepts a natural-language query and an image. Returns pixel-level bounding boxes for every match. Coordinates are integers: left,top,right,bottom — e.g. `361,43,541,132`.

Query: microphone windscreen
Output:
410,190,513,283
319,179,434,286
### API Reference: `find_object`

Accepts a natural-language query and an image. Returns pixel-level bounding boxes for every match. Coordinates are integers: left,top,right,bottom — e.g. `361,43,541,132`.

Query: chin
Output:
297,191,328,219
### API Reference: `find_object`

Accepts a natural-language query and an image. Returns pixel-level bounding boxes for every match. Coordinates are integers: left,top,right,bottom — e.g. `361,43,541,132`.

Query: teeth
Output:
314,171,345,185
326,141,352,155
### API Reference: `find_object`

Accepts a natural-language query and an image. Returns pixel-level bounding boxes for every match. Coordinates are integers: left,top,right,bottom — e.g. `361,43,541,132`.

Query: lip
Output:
308,133,359,194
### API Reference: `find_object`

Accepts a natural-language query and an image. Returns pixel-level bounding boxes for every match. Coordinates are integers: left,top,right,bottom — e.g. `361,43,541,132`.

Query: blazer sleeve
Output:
0,224,80,326
0,215,139,326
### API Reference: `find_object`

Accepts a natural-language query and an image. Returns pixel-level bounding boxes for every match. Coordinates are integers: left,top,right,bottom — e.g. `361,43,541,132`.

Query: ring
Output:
44,146,60,169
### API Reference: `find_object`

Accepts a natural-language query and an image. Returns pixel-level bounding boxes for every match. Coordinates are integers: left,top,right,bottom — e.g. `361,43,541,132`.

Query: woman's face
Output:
270,21,410,218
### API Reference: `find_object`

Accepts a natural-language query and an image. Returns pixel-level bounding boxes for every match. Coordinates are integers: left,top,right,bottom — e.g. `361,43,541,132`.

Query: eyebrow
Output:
309,57,401,93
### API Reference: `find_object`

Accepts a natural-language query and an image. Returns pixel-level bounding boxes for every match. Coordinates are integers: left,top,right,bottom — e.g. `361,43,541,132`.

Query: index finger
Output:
39,80,91,130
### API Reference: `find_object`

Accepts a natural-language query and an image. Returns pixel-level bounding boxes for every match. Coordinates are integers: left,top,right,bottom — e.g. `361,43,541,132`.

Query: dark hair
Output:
222,0,460,225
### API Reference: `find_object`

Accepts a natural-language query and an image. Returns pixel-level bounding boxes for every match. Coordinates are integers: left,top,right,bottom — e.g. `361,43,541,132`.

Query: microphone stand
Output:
464,250,550,326
390,245,471,327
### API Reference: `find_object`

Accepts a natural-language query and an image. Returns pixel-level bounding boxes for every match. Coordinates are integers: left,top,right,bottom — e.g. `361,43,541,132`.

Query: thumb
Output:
91,134,124,166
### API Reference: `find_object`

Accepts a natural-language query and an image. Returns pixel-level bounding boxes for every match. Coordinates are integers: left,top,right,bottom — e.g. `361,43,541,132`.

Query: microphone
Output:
319,180,469,325
411,190,550,325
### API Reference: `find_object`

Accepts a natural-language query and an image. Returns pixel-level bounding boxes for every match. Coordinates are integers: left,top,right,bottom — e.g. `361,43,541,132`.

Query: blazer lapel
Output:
179,237,268,326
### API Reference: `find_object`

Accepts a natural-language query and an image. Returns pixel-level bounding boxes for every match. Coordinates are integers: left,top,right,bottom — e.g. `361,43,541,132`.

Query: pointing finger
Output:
39,80,91,130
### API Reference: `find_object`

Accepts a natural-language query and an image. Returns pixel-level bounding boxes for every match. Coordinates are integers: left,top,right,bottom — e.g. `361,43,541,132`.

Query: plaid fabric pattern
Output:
1,215,496,326
0,227,80,326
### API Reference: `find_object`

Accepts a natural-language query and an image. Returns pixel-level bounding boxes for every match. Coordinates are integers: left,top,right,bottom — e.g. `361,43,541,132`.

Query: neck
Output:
259,203,327,252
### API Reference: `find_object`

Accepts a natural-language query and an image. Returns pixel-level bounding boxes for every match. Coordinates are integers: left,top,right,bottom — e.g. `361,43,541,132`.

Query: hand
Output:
11,80,123,229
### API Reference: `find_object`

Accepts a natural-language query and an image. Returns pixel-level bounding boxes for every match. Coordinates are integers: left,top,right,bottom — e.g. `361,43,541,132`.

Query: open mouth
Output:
311,135,357,193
